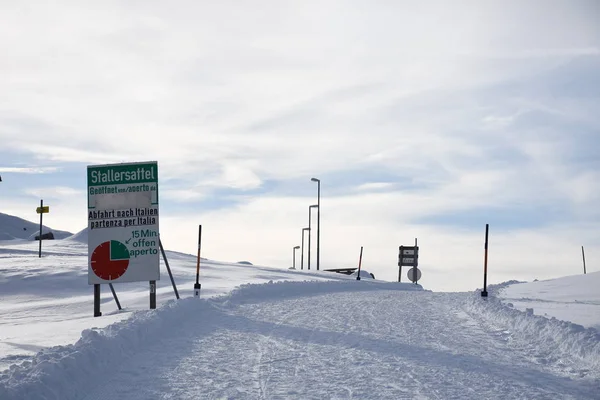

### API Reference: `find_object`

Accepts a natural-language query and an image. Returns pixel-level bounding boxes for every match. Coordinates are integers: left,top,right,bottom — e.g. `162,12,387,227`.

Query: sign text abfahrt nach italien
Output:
87,161,159,284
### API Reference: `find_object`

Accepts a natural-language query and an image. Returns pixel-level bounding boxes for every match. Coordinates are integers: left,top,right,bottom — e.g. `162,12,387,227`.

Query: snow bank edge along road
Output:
466,281,600,372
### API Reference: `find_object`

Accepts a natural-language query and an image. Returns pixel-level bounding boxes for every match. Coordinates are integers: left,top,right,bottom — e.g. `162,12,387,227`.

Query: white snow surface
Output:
0,213,72,241
498,274,600,331
0,216,599,399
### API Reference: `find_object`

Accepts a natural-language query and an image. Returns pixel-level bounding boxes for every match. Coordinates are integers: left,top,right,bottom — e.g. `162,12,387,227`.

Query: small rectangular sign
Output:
398,245,419,267
36,206,49,214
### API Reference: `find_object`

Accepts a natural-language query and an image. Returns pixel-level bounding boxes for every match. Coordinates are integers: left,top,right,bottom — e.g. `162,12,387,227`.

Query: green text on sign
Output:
88,163,157,186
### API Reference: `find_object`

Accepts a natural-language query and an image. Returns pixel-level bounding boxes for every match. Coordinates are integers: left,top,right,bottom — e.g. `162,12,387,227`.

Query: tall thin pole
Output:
38,199,43,258
194,225,202,297
481,224,489,297
301,228,308,270
356,246,363,280
301,230,304,270
309,205,318,271
293,246,300,269
308,207,312,271
315,179,321,271
582,246,587,274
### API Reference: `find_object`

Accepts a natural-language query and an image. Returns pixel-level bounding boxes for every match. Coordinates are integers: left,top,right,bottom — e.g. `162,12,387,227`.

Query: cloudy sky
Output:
1,1,599,291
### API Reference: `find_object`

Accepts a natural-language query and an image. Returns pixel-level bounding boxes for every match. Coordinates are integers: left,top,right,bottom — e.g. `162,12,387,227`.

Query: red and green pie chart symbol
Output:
90,240,130,280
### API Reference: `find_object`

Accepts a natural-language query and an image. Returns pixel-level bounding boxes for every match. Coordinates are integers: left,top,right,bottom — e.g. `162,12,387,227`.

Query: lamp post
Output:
308,204,318,271
301,227,309,270
311,177,320,270
293,245,300,269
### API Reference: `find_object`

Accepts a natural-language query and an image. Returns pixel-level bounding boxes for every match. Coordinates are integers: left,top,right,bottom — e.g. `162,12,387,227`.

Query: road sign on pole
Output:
398,243,419,282
87,161,160,285
407,267,422,283
37,199,47,258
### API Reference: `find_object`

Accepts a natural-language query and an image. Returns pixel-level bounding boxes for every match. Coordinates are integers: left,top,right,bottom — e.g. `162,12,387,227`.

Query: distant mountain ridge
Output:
0,212,73,240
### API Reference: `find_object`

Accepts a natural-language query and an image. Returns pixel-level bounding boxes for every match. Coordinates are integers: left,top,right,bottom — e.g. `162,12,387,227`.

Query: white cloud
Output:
355,182,394,192
24,186,84,199
0,167,60,174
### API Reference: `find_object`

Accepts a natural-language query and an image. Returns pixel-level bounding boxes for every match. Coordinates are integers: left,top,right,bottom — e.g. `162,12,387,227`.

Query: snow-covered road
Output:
62,283,599,400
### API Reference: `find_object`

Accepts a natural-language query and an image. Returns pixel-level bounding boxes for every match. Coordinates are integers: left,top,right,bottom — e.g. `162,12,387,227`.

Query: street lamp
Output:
292,245,300,269
311,178,320,270
308,204,318,271
301,227,309,270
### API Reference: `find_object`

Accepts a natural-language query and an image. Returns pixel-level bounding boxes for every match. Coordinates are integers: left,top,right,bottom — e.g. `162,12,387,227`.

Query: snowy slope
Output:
497,272,600,331
64,228,88,243
0,212,72,240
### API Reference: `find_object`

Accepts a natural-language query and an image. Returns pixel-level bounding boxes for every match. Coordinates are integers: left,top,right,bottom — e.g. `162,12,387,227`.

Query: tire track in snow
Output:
253,304,306,399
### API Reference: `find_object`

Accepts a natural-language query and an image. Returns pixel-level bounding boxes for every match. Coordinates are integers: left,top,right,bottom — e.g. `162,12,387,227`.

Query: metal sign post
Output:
150,280,156,309
36,200,49,258
93,284,102,317
398,239,419,283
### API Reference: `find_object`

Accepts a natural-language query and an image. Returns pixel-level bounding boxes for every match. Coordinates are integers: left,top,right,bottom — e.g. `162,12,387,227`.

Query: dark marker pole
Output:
481,224,489,297
38,199,43,258
194,225,202,297
356,246,363,281
582,246,586,275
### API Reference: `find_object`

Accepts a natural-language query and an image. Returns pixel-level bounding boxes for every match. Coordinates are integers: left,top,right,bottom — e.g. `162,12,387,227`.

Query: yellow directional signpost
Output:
36,200,49,258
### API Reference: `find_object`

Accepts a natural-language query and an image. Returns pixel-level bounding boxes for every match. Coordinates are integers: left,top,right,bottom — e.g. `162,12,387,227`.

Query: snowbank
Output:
466,281,600,372
0,299,191,400
219,279,423,306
